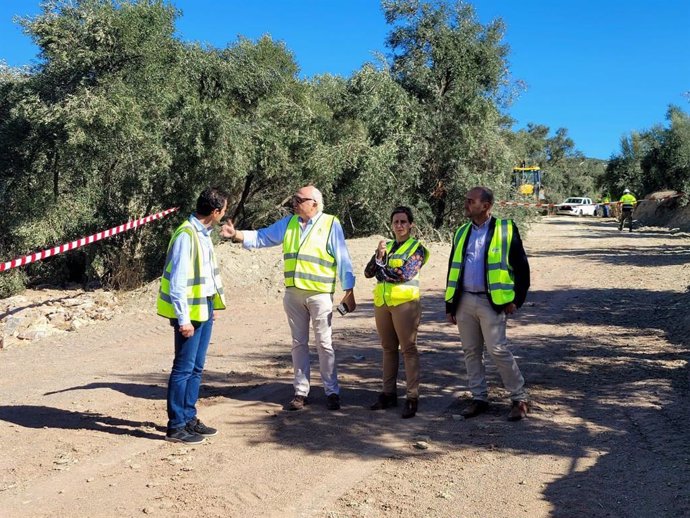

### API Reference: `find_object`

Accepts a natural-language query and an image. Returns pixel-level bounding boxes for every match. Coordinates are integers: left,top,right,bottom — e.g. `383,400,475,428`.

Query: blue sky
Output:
1,0,688,160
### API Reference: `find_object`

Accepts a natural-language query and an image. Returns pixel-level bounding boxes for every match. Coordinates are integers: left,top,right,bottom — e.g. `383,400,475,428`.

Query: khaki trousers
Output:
283,287,338,397
374,299,421,399
456,292,526,402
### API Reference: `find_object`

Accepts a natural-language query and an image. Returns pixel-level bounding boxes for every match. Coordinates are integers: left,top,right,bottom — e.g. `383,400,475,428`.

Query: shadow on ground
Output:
0,405,164,438
4,257,688,516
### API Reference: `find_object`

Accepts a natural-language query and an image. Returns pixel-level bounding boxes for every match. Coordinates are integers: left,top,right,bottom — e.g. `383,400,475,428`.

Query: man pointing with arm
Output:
221,185,356,411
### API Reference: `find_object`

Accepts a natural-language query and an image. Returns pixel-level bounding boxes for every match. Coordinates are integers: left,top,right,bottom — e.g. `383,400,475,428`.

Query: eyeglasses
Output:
292,195,315,204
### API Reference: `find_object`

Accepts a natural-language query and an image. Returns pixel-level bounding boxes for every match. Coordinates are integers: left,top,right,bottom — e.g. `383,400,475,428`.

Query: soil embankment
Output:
635,192,690,232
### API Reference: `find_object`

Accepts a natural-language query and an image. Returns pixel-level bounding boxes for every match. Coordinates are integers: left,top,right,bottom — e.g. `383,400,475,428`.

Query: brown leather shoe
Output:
460,399,489,418
507,400,529,421
370,392,398,410
401,398,418,419
287,395,308,411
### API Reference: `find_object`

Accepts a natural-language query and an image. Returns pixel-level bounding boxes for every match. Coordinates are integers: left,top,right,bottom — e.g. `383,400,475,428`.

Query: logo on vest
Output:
490,247,500,254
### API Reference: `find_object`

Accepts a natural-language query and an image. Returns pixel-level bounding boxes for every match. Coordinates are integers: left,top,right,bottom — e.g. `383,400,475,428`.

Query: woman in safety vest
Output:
364,206,430,418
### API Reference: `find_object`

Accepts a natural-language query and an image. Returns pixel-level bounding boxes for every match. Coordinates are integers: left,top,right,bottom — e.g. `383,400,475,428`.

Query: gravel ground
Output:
1,215,688,518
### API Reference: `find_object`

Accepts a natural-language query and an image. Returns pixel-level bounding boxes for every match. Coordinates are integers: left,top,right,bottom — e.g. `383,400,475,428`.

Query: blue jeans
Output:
166,299,214,429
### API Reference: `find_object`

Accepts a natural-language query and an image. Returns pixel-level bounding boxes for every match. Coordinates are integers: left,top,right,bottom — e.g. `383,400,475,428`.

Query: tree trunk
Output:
232,172,255,224
433,196,446,229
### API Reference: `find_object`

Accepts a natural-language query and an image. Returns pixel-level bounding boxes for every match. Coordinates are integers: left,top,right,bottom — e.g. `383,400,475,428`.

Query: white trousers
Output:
456,292,526,402
283,288,339,397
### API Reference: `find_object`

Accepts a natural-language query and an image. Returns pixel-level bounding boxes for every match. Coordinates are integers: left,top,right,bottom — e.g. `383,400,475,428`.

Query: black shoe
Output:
288,395,308,411
186,418,218,437
370,392,398,410
401,398,418,419
165,426,205,444
326,393,341,410
460,399,489,418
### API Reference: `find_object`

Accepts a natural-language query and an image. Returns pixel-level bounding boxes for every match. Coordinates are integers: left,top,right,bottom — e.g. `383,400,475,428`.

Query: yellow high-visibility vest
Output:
445,219,515,306
157,220,226,322
283,214,337,293
373,238,429,307
619,193,637,209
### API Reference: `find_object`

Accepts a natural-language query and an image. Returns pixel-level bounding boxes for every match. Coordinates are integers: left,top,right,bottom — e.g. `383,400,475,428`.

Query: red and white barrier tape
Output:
497,200,636,208
497,192,685,209
1,207,179,272
497,201,556,208
497,200,651,208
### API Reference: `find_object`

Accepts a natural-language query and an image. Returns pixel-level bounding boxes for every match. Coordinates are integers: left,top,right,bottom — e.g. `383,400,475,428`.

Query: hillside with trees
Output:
601,105,690,197
1,0,687,297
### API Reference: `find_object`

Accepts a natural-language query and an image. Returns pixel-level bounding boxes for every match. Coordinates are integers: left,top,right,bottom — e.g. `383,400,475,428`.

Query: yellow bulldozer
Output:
512,165,545,200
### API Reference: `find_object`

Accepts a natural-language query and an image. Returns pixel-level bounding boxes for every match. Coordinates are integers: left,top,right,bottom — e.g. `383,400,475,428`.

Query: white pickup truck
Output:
555,197,598,216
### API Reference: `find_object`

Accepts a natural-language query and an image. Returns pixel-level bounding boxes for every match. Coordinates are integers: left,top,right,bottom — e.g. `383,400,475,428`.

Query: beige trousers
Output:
374,299,421,399
456,292,526,402
283,287,338,397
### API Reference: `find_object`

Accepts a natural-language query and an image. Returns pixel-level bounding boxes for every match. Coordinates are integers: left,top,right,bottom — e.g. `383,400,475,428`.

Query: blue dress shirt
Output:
462,218,490,293
168,215,219,325
242,212,356,290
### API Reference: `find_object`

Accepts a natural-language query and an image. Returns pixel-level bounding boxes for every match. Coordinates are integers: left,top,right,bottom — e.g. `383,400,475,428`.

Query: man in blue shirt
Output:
445,186,531,421
157,187,229,443
221,185,356,411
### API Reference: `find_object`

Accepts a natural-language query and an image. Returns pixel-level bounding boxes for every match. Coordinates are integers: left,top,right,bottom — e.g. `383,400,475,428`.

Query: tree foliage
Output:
601,105,690,200
507,123,606,201
6,0,679,296
383,0,514,228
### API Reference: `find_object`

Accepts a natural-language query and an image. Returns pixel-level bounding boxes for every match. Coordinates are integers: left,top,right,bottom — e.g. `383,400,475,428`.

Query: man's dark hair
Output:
475,186,494,205
390,206,414,223
196,186,229,216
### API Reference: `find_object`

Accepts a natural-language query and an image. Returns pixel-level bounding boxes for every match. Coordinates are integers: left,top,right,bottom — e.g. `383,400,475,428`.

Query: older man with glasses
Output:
221,185,356,411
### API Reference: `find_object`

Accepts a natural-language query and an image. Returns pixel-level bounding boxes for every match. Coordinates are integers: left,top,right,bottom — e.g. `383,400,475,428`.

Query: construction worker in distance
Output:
601,194,611,217
618,188,637,231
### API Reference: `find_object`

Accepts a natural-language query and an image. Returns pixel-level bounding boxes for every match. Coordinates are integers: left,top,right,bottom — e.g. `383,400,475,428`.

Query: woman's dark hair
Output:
196,186,229,216
390,206,414,223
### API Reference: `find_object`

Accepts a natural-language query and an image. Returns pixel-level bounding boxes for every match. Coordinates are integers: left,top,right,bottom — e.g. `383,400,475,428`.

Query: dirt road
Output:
1,216,689,518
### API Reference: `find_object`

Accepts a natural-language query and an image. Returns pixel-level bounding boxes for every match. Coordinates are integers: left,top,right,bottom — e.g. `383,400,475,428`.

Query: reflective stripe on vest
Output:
157,220,226,321
444,223,472,300
487,219,515,304
373,238,429,307
445,219,516,306
283,214,337,293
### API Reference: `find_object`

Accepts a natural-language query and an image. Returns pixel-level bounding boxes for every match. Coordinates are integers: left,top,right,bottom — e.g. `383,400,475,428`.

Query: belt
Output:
465,291,486,295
